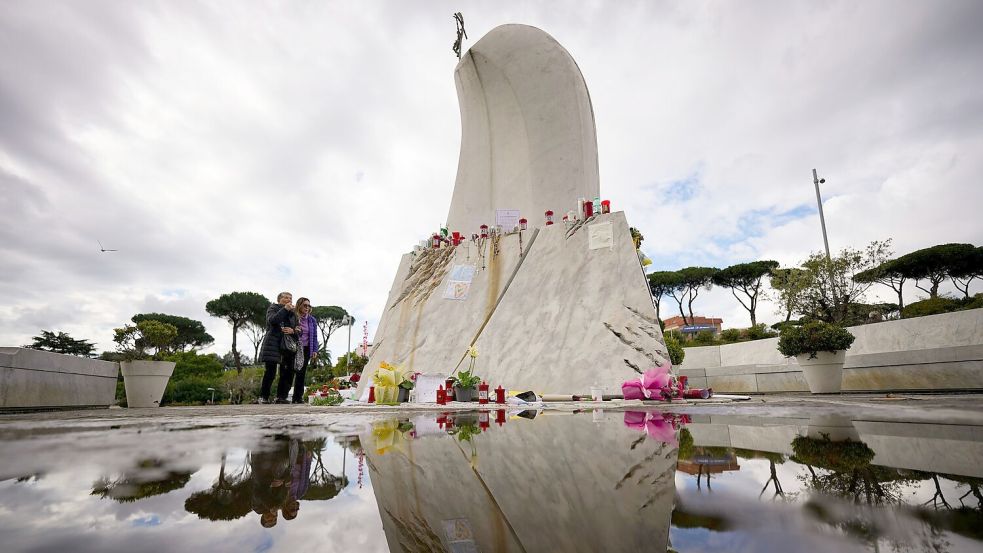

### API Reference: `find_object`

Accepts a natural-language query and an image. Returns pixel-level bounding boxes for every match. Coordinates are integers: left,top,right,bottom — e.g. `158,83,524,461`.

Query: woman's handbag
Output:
280,333,298,353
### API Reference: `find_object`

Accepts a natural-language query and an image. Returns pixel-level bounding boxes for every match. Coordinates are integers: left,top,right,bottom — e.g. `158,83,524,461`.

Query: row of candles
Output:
436,409,507,431
435,379,505,405
547,196,612,226
418,197,614,251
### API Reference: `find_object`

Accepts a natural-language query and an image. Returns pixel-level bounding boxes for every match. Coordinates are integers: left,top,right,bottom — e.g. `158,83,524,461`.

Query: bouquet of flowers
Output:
373,362,405,405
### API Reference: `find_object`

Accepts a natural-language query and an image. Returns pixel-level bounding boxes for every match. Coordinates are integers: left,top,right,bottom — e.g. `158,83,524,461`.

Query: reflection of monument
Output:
363,414,678,553
360,24,667,395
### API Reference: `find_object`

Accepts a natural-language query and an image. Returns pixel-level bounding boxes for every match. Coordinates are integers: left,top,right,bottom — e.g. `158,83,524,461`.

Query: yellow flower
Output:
467,346,478,359
371,420,400,455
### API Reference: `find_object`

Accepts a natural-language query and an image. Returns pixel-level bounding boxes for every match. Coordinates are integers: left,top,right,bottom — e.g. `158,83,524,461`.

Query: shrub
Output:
745,323,777,341
677,428,694,460
114,378,127,407
777,320,855,359
719,328,742,343
664,329,684,343
162,376,220,405
166,351,224,380
901,296,962,318
961,293,983,311
771,320,802,333
694,330,716,345
791,435,874,472
663,332,685,366
220,366,265,404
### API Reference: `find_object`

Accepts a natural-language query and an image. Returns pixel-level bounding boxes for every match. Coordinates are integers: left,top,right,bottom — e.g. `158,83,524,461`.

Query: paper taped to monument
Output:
588,221,614,250
358,24,670,399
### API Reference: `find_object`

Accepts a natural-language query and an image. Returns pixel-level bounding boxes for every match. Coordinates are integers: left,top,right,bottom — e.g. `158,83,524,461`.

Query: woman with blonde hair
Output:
258,291,300,404
290,297,319,403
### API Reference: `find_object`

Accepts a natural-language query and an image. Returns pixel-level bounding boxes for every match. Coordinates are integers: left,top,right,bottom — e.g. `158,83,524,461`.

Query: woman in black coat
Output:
259,291,300,403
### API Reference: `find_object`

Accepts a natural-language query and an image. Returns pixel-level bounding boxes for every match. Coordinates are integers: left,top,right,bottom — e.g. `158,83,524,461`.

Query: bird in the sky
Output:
98,240,118,252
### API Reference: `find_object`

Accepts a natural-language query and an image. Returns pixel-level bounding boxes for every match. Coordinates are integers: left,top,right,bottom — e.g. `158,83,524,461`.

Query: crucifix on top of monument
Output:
452,12,467,60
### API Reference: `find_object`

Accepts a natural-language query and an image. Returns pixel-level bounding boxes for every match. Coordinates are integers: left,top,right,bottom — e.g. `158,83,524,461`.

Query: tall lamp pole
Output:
812,168,832,261
343,315,353,376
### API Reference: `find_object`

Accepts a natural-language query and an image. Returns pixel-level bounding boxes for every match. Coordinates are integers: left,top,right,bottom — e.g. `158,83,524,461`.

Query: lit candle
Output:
545,210,554,226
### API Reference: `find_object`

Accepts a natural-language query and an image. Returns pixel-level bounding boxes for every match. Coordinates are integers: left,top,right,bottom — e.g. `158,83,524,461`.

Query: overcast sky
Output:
2,0,982,357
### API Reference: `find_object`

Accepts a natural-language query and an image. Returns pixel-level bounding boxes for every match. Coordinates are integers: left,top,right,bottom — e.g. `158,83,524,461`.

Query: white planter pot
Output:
120,360,176,408
796,350,846,394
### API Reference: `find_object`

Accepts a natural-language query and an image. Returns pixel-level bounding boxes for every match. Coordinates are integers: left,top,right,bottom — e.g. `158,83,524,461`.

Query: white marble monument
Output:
359,25,667,398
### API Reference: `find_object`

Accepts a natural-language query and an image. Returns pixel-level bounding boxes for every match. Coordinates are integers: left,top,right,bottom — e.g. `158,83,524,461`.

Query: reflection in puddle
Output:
0,409,981,552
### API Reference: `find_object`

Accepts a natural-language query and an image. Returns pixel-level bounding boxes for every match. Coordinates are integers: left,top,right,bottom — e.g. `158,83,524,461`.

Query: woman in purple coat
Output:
291,297,319,403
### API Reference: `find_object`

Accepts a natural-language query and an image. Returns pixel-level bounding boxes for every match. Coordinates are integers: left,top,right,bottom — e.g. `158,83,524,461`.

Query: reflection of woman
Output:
283,439,313,521
291,298,319,404
250,436,291,528
259,292,300,404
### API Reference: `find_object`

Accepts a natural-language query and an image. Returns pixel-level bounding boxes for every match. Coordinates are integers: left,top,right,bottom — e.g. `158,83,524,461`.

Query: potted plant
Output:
114,320,179,408
777,320,855,394
398,372,419,403
453,346,481,402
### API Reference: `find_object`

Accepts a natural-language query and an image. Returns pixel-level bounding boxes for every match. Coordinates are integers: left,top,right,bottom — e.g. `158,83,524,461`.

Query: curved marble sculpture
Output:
446,24,600,234
358,24,668,400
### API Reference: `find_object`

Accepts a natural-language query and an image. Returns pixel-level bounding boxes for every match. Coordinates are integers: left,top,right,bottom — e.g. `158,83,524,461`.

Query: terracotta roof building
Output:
663,315,723,337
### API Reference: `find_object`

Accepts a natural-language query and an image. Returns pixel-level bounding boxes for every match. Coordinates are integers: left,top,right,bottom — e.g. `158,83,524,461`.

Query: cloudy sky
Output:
2,0,982,357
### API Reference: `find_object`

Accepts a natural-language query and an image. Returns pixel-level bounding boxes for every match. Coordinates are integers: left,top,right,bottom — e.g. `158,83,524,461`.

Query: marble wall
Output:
677,309,983,393
0,347,118,410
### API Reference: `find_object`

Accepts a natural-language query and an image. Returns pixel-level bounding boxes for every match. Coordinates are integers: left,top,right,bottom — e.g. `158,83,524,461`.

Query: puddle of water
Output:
0,409,981,552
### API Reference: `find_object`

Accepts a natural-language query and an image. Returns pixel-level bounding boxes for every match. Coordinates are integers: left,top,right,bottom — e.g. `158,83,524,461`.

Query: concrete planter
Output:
797,350,847,394
120,360,176,408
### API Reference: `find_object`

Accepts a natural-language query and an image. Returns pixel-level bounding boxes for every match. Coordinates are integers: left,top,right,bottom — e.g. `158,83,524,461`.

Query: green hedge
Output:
902,294,982,318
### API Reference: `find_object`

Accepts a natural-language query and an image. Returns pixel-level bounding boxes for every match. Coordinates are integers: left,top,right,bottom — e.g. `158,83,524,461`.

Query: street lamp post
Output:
343,315,353,376
812,168,832,262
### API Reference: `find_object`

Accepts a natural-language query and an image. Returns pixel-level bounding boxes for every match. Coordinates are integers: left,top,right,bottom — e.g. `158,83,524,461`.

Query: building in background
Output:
662,316,723,339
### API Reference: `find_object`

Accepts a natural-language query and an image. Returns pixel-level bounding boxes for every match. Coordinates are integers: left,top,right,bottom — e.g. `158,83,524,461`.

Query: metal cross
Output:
452,12,467,60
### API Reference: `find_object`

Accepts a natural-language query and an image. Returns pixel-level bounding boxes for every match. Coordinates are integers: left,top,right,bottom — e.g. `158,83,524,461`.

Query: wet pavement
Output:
1,394,981,552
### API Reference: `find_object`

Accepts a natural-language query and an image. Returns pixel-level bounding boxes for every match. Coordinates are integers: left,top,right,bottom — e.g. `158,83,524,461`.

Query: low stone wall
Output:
677,309,983,393
0,347,118,410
